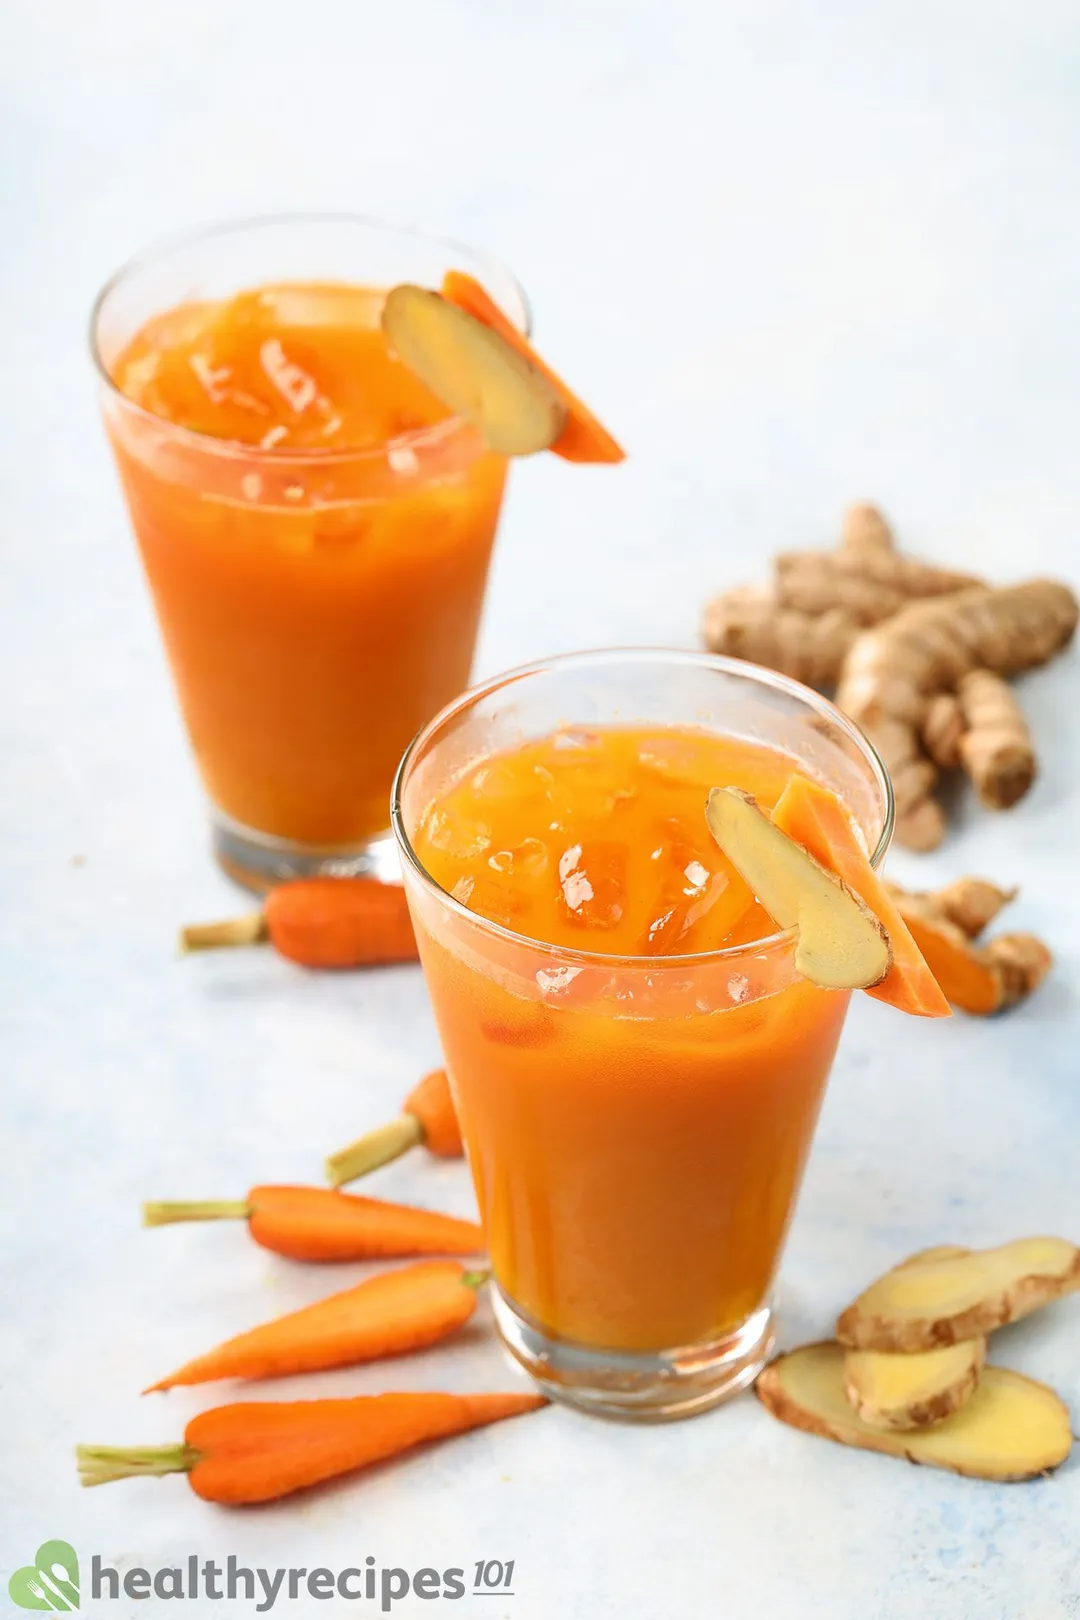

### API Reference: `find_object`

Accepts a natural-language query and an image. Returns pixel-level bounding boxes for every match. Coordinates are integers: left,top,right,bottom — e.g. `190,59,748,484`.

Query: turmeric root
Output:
837,580,1078,849
774,548,979,626
836,1237,1080,1353
956,668,1036,808
921,692,965,770
757,1343,1071,1480
702,505,1078,849
701,586,858,689
841,501,897,553
702,504,980,689
886,877,1049,1014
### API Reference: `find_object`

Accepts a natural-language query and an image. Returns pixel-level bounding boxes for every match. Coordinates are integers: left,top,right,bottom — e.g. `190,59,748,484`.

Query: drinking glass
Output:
393,649,892,1420
92,214,526,889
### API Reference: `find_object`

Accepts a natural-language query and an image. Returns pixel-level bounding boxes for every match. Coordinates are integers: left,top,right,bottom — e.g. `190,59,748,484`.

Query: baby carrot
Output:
441,269,625,465
142,1185,483,1261
326,1068,462,1186
180,877,418,968
78,1390,546,1504
146,1261,487,1390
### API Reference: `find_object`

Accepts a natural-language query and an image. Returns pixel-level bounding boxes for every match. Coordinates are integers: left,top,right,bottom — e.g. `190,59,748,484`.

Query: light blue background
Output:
2,1,1078,1615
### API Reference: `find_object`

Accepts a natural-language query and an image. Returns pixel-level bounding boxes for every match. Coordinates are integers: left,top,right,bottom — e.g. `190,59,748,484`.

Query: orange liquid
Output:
412,725,850,1352
105,283,507,847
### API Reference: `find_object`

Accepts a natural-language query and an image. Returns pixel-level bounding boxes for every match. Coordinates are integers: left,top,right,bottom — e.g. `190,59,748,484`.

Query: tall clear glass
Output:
92,215,527,890
393,649,893,1420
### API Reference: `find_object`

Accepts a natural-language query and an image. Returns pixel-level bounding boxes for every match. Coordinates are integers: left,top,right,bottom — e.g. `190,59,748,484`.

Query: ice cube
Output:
636,735,705,787
558,841,627,930
643,819,729,953
424,807,492,859
488,838,549,880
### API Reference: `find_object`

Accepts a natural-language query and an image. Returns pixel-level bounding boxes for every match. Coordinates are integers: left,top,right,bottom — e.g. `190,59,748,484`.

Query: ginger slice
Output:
770,774,950,1018
843,1244,985,1430
844,1340,985,1431
757,1343,1071,1480
381,285,566,456
837,1237,1080,1353
704,787,891,991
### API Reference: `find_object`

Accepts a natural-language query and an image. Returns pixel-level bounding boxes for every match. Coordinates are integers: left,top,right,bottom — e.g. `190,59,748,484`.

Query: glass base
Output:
211,810,400,895
491,1286,775,1423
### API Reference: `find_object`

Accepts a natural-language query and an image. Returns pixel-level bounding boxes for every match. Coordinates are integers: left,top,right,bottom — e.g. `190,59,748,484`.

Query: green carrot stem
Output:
180,913,269,952
143,1200,252,1227
325,1114,425,1187
461,1269,490,1290
77,1443,200,1488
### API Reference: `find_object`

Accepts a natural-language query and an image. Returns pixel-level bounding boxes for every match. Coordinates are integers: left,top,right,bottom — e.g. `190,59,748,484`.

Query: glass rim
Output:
88,209,532,466
390,646,896,969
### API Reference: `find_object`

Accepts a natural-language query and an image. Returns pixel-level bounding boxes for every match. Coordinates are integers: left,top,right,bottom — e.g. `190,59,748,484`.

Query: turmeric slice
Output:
757,1343,1071,1481
836,1237,1080,1353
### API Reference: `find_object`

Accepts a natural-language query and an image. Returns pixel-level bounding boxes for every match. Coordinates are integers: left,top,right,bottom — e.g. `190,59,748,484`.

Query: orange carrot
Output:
180,877,418,968
78,1389,546,1504
441,269,625,465
326,1068,462,1186
771,774,951,1018
142,1185,483,1261
146,1261,486,1390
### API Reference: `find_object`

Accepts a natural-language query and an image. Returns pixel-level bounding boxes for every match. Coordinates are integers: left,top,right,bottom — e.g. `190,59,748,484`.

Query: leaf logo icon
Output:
8,1542,80,1610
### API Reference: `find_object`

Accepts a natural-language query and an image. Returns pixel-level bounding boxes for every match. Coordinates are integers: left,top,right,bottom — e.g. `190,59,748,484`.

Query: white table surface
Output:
3,1,1079,1614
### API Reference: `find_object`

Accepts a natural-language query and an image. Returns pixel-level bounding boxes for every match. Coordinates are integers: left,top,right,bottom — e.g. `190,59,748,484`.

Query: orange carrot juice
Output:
94,220,519,886
396,656,891,1418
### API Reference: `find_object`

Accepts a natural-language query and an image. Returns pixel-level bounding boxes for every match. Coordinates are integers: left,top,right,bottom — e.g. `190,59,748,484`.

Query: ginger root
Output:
757,1343,1071,1480
702,504,1078,849
704,787,891,990
886,876,1049,1014
836,1237,1080,1353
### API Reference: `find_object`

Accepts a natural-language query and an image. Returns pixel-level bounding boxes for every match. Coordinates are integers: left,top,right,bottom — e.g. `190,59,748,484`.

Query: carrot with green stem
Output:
327,1069,462,1186
78,1390,545,1504
181,877,418,968
146,1261,488,1391
142,1185,483,1261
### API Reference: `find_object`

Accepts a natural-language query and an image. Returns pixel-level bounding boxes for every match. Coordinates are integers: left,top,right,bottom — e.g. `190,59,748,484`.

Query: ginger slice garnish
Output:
381,285,566,457
704,787,890,991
